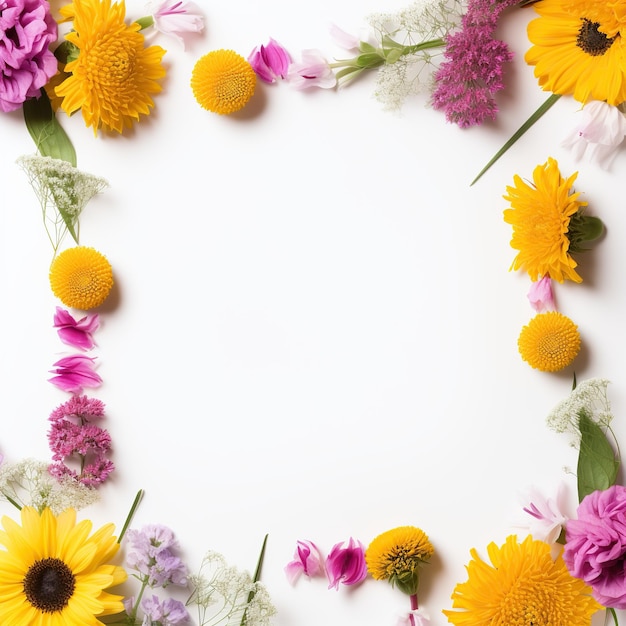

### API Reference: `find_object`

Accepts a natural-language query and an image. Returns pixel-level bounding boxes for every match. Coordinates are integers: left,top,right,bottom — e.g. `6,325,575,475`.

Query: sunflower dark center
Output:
577,18,616,56
23,558,75,613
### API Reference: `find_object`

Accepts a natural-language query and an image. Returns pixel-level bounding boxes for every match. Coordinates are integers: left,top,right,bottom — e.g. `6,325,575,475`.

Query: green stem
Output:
117,489,144,544
470,93,561,186
240,534,269,626
607,607,619,626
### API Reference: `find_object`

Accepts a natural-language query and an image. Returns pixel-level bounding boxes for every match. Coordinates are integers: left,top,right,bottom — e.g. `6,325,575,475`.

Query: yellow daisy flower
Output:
55,0,166,134
518,312,581,372
525,0,626,105
503,157,585,283
191,49,257,115
0,506,127,625
365,526,433,596
50,246,114,310
443,535,601,626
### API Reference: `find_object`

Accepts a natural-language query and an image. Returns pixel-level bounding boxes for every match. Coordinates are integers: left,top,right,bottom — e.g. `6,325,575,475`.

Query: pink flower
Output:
53,307,100,350
527,276,556,313
48,354,102,394
562,100,626,167
285,540,324,585
150,0,204,49
325,537,367,590
248,38,291,84
564,485,626,608
397,609,430,626
521,484,569,543
287,49,336,90
0,0,58,112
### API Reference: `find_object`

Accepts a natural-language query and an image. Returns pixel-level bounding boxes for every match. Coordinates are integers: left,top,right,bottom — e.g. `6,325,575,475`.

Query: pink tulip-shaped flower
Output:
285,539,324,585
325,537,368,590
527,276,556,313
150,0,204,49
287,49,336,90
48,354,102,394
248,38,291,84
0,0,58,112
53,307,100,350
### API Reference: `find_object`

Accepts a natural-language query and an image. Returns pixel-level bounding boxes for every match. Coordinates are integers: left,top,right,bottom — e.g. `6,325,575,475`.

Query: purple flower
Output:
285,539,324,585
325,537,367,590
431,0,518,127
564,485,626,608
53,307,100,350
527,276,556,313
48,354,102,394
287,49,336,90
150,0,204,49
248,38,291,84
0,0,58,112
142,595,190,625
49,395,106,423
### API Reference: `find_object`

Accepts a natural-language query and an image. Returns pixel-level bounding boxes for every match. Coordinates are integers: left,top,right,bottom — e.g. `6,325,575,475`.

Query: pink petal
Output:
527,276,556,313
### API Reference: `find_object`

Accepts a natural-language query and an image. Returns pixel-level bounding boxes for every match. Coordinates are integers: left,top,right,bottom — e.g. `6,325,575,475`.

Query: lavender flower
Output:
0,0,58,112
142,595,190,625
432,0,518,127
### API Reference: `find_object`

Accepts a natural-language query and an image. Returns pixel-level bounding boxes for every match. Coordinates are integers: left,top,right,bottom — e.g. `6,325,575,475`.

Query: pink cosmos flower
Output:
0,0,58,112
397,609,430,626
53,307,100,350
562,100,626,167
248,38,291,84
48,354,102,394
287,49,336,90
149,0,204,49
527,276,556,313
325,537,368,590
285,539,324,585
521,484,569,543
564,485,626,608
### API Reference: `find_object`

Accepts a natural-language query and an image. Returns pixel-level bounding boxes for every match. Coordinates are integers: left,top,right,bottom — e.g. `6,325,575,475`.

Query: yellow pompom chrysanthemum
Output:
191,49,256,114
443,535,601,626
0,506,127,625
55,0,166,134
518,312,581,372
50,246,114,310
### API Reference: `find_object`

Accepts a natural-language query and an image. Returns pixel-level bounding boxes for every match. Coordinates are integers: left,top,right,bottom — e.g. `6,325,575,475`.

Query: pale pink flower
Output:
562,100,626,167
328,23,360,51
149,0,204,49
285,540,324,585
397,609,430,626
48,354,102,394
521,484,569,544
53,307,100,350
248,38,291,84
527,276,556,313
325,537,367,590
287,49,336,90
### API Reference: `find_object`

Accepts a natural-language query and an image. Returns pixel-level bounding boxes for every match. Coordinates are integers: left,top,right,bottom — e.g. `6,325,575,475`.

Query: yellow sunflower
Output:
518,312,581,372
0,506,127,625
503,157,585,283
365,526,434,596
191,49,257,114
525,0,626,105
443,535,601,626
55,0,166,134
49,246,114,310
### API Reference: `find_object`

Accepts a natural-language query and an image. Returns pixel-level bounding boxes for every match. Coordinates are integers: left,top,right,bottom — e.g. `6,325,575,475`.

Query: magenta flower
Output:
248,38,291,84
564,485,626,608
49,395,105,423
325,537,368,590
431,0,518,127
527,276,556,313
48,354,102,394
285,539,324,585
53,306,100,350
150,0,204,49
0,0,58,112
287,49,336,90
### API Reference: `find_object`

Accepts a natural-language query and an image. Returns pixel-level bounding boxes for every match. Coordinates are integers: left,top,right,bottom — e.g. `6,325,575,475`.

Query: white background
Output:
0,1,624,625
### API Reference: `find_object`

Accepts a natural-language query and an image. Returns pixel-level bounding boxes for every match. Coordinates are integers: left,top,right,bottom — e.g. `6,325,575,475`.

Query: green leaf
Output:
23,89,76,166
355,52,385,69
577,410,619,502
358,41,377,54
240,534,268,626
385,48,404,64
470,93,561,186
